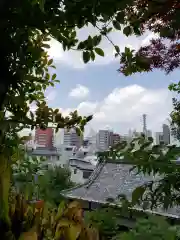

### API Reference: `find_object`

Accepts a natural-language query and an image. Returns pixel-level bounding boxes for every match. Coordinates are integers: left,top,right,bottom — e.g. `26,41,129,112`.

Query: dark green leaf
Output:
113,20,121,30
95,48,104,57
77,42,85,50
39,0,45,12
132,186,146,205
123,26,132,36
93,35,102,46
116,11,125,24
83,51,90,63
115,45,120,53
90,51,95,61
42,43,50,49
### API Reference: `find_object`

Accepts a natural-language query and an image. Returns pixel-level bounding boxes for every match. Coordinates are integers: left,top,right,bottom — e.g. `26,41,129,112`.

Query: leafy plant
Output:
85,207,122,239
39,166,75,206
12,154,46,200
113,216,178,240
2,193,99,240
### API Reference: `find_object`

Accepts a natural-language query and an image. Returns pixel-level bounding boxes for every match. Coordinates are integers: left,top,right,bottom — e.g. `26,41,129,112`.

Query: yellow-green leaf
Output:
55,201,66,221
19,231,37,240
48,59,53,65
52,73,57,80
68,223,81,240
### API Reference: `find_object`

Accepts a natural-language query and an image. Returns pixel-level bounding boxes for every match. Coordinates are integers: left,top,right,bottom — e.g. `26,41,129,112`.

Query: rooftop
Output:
28,148,59,156
62,162,180,219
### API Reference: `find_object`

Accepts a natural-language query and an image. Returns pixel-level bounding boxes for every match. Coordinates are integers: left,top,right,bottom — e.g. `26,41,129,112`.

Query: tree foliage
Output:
113,216,179,240
39,166,75,206
117,0,180,75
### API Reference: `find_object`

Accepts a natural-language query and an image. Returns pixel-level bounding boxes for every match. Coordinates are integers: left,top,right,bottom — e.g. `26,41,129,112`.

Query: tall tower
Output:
142,114,147,135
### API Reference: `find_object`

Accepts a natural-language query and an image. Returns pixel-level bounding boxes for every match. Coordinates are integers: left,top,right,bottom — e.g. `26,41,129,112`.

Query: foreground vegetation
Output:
1,0,180,239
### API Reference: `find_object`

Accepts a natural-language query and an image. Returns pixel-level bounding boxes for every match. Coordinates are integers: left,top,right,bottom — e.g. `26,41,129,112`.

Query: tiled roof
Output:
61,162,180,218
69,159,96,171
28,149,59,156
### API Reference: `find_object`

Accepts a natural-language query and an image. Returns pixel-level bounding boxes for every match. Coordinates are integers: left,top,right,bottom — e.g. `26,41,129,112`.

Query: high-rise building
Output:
63,128,83,148
109,133,120,146
162,124,170,145
146,130,152,138
96,130,110,151
35,127,54,148
96,130,116,150
155,132,164,145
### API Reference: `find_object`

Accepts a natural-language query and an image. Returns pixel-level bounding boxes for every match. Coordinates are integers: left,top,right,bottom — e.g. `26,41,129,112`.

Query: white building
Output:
155,132,164,145
69,149,97,184
63,128,83,148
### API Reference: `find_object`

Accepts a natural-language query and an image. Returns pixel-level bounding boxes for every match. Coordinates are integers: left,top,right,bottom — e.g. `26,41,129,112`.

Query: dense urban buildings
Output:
25,115,173,155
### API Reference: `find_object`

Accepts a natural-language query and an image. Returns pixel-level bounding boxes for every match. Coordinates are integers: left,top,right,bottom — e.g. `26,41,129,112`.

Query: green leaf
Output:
115,45,120,53
77,42,85,50
90,51,95,61
83,51,90,63
116,11,125,24
123,26,132,36
132,186,146,205
48,59,53,66
93,35,102,46
52,73,57,80
45,73,50,80
42,43,50,49
95,48,104,57
113,20,121,30
39,0,45,12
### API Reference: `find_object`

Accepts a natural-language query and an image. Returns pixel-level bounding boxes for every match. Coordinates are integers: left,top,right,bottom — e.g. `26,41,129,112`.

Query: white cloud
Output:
48,26,159,69
45,90,57,102
141,32,159,47
69,84,90,99
60,84,173,134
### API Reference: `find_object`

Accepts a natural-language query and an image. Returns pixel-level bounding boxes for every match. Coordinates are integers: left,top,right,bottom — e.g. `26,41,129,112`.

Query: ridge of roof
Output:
60,161,106,196
85,161,106,189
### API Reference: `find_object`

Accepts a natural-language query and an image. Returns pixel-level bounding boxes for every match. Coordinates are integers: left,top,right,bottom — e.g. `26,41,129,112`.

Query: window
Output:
74,169,77,174
83,171,92,179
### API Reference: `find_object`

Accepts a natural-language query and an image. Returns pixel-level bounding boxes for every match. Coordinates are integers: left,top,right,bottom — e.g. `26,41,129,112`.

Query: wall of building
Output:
96,130,110,151
64,129,83,148
70,166,85,184
162,124,170,145
35,128,54,148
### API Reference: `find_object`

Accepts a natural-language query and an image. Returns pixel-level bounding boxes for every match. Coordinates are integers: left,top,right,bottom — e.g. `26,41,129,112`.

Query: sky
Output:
31,26,180,137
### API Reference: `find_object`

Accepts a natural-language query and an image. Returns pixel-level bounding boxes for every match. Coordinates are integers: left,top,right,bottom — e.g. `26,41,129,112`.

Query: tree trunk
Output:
0,155,10,225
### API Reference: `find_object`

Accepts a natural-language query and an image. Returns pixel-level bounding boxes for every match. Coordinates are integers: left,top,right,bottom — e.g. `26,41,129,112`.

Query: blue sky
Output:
41,27,179,137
